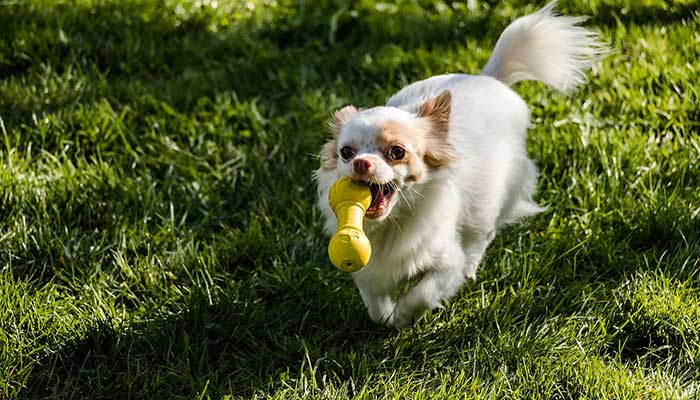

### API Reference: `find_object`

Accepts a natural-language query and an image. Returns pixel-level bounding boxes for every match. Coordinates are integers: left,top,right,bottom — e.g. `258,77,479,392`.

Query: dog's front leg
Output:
389,247,466,330
355,280,396,326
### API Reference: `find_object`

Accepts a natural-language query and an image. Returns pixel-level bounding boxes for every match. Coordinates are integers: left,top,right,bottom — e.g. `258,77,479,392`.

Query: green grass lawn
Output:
1,0,699,398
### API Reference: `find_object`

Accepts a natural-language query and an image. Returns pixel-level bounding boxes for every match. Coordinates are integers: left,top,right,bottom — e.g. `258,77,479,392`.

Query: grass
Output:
0,0,699,398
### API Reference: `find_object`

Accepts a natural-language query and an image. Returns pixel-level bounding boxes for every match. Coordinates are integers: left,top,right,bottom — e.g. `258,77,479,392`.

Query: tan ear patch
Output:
417,90,451,135
328,105,358,136
418,91,455,168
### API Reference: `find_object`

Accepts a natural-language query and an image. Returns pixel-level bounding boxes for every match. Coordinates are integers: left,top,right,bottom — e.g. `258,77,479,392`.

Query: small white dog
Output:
315,2,605,329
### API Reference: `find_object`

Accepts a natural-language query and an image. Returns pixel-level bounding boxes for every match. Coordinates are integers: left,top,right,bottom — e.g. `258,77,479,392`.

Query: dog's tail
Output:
481,1,606,94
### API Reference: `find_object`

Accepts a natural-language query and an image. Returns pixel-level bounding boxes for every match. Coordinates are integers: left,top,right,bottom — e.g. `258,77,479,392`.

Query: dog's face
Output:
317,91,454,223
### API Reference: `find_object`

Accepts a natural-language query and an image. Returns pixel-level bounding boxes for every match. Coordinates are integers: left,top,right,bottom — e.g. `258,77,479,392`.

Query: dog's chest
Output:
357,215,449,292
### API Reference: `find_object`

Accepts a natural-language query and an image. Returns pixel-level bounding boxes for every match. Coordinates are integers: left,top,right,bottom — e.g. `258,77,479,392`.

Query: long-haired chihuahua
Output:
315,2,606,329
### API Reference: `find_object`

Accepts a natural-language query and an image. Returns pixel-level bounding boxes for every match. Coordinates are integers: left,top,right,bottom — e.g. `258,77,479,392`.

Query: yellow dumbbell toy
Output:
328,177,372,272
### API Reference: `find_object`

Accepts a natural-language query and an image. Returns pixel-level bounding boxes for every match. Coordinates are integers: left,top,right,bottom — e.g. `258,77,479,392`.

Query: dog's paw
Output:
464,264,477,280
385,304,416,330
387,315,413,330
368,303,396,326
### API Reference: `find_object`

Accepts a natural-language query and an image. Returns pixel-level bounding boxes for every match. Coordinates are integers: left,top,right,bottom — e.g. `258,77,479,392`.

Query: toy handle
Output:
328,178,372,272
329,201,371,272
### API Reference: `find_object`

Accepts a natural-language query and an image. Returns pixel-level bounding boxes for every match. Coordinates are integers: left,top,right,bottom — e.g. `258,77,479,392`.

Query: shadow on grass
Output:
22,278,394,398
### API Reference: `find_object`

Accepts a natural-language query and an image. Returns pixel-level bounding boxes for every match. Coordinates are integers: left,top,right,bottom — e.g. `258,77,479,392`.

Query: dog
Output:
315,2,605,329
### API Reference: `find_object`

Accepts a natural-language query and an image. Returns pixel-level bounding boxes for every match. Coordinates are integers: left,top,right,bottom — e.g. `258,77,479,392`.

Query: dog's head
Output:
316,90,455,223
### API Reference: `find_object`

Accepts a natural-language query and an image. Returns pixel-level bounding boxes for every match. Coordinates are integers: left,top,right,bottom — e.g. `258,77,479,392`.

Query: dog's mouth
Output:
366,182,396,219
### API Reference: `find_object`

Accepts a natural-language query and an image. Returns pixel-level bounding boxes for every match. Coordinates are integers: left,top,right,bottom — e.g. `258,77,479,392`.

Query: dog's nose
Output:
353,158,372,175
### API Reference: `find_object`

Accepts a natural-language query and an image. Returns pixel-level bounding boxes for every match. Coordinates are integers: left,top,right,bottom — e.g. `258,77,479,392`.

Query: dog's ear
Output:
417,90,451,136
328,105,358,136
417,91,455,167
320,105,358,170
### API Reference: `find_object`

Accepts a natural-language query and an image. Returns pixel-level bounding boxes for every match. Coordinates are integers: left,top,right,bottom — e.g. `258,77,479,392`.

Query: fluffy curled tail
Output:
482,1,607,94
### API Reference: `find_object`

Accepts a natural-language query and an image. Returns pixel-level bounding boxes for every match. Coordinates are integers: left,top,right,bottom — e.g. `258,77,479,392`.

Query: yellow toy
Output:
328,177,372,272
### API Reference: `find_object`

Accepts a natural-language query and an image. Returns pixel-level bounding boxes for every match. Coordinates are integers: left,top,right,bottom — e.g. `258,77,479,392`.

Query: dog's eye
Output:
340,146,355,161
388,146,406,160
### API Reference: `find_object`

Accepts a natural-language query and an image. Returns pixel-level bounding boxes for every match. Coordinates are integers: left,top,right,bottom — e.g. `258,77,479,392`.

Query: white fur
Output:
315,2,605,329
481,1,606,94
